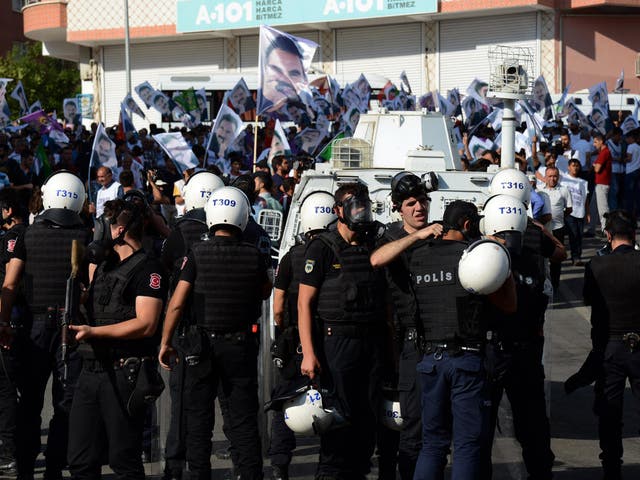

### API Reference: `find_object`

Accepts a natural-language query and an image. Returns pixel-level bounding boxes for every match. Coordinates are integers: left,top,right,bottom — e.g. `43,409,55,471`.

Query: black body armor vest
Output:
589,248,640,336
23,221,88,312
410,239,488,343
90,250,155,356
171,212,208,272
494,221,548,340
314,230,382,327
191,237,264,332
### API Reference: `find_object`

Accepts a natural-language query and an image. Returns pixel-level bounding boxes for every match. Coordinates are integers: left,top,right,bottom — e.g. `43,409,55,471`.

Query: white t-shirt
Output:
627,143,640,174
560,174,589,219
96,181,122,218
542,185,572,230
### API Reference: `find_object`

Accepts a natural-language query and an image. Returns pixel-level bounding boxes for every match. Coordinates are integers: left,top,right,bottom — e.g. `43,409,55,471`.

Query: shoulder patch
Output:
6,239,16,253
149,273,162,289
304,259,315,274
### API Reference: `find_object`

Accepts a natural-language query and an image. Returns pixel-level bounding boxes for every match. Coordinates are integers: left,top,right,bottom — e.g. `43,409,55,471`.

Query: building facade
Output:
22,0,640,126
1,0,26,57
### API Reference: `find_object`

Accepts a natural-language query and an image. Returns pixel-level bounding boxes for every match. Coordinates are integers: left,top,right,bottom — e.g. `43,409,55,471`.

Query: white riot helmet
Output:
381,398,404,432
183,171,224,211
299,191,337,234
488,168,532,207
458,239,511,295
204,186,250,232
41,171,87,213
283,388,335,436
480,195,528,235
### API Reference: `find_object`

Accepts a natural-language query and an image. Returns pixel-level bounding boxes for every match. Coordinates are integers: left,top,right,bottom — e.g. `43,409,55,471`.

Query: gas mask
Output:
86,215,115,265
338,194,376,235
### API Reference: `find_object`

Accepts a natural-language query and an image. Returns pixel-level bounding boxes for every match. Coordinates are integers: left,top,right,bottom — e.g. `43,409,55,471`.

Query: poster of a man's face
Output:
588,82,609,113
258,26,318,115
229,79,255,115
589,107,608,134
63,98,81,125
532,76,553,111
95,134,116,167
294,128,323,155
152,93,171,115
195,88,208,121
208,105,244,160
135,82,156,108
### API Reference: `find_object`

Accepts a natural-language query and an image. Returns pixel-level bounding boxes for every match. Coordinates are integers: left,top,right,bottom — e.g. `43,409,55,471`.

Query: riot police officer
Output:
584,210,640,480
8,171,91,480
481,170,565,480
409,200,516,480
67,198,167,479
0,189,28,475
269,191,337,480
160,186,271,480
298,182,385,480
370,172,442,480
160,171,223,480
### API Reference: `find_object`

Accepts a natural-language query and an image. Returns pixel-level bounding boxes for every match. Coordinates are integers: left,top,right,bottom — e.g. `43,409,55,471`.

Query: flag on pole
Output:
257,25,318,115
153,132,199,174
10,81,29,116
205,104,245,163
34,140,52,179
267,119,292,163
123,94,145,118
89,124,118,170
555,83,571,115
399,70,412,95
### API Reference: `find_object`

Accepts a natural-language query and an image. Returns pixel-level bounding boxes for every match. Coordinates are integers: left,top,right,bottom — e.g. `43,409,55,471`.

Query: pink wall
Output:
563,15,640,94
0,0,26,57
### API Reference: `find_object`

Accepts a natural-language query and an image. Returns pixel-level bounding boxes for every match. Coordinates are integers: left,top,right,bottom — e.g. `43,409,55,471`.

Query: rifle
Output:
62,239,84,382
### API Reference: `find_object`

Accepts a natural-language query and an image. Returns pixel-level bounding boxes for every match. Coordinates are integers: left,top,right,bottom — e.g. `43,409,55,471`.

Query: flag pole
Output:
253,114,259,173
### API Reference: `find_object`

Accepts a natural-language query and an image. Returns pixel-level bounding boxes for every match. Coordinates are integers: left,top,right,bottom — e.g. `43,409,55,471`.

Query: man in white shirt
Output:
93,166,123,218
560,159,589,266
542,166,572,290
624,130,640,213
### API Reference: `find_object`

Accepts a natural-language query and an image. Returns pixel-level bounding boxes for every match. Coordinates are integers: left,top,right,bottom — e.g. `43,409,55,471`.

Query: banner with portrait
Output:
153,132,199,174
206,104,245,161
90,123,118,170
257,25,318,115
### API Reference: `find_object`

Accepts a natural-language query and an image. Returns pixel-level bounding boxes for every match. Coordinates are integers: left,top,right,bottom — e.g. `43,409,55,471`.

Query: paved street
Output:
35,235,640,480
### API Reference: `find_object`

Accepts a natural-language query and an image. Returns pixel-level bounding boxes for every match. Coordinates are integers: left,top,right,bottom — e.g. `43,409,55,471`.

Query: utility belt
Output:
32,306,65,329
419,338,484,358
177,324,259,367
485,331,542,353
82,355,165,417
324,323,380,338
611,332,640,352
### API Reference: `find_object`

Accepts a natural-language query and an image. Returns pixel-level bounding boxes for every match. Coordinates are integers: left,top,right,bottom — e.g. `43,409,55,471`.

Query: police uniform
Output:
301,229,384,479
409,238,491,479
584,243,640,479
482,220,556,480
0,222,27,471
160,208,209,480
376,221,422,480
268,243,305,475
17,212,90,480
179,235,268,480
67,249,166,479
215,215,271,475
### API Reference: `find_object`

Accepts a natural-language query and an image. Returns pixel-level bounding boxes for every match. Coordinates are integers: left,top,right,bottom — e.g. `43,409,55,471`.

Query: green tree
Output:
0,41,80,117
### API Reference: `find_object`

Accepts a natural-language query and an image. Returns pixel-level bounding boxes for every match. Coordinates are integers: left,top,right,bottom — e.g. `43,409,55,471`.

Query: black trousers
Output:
594,340,640,479
16,322,82,479
183,336,262,480
67,367,145,480
0,345,19,462
397,339,422,480
164,349,187,478
268,356,300,468
482,338,554,480
317,334,381,480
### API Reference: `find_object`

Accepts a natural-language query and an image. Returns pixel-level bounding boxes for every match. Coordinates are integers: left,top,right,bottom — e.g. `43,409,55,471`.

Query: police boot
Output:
271,464,289,480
